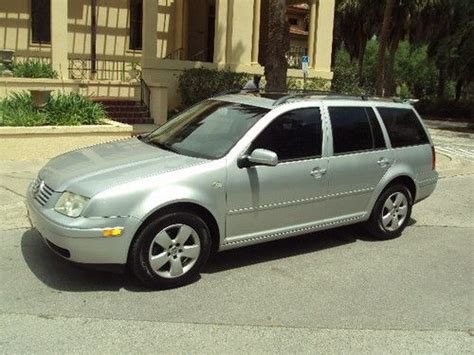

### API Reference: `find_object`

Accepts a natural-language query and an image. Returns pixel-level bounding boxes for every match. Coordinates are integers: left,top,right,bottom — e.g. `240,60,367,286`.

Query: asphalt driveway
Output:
0,127,473,353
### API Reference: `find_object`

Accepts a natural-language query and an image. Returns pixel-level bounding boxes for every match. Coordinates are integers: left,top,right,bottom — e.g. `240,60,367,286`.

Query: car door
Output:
225,106,329,243
325,104,393,219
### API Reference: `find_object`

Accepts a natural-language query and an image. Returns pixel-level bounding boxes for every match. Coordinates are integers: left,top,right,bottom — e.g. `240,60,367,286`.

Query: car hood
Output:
38,138,208,196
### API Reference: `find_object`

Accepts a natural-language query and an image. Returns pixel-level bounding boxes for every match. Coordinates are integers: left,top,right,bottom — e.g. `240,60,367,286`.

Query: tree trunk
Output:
437,65,446,100
384,29,400,97
265,0,288,91
455,78,463,101
375,0,396,96
357,36,367,87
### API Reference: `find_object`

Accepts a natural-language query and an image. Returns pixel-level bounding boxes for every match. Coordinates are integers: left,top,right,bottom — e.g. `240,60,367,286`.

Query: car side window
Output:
329,106,386,155
376,107,429,148
250,108,322,161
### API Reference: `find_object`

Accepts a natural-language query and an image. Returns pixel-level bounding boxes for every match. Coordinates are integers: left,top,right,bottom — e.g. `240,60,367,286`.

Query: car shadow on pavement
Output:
21,219,417,291
21,229,151,292
203,224,375,274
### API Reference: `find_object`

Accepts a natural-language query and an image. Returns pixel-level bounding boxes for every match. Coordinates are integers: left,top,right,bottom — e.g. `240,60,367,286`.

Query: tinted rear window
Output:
377,107,429,148
329,107,386,155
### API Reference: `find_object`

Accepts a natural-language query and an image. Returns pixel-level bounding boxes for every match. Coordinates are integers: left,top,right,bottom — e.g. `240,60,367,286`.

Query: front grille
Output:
32,178,54,206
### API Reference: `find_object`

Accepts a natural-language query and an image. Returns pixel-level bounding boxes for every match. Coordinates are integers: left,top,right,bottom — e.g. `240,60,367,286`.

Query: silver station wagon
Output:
27,91,438,289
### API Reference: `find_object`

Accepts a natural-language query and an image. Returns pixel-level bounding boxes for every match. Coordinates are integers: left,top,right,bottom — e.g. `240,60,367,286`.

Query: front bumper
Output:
26,186,142,265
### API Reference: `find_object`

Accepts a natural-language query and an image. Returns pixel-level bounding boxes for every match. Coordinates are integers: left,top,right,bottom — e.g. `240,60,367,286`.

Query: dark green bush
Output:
12,60,58,79
0,92,106,126
331,49,366,95
415,99,473,121
178,68,250,107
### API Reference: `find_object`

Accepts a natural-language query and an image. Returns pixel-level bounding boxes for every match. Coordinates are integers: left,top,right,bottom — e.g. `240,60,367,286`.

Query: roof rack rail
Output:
273,90,369,106
213,88,261,97
212,88,408,105
212,88,243,97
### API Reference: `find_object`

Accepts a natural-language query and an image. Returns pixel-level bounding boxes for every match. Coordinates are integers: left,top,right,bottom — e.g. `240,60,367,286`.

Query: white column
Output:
141,0,158,66
50,0,69,78
314,0,335,72
174,0,184,58
213,0,228,63
307,0,317,68
251,0,261,65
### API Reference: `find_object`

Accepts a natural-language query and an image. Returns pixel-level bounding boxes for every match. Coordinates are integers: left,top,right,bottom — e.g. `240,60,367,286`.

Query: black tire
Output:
129,212,212,289
365,184,413,240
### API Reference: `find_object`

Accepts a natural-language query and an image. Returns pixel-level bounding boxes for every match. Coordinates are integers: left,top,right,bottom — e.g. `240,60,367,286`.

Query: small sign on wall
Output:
301,56,309,75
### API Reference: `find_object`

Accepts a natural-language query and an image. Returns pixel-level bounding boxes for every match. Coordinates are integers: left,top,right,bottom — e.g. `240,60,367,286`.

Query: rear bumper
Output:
26,188,142,265
415,174,438,203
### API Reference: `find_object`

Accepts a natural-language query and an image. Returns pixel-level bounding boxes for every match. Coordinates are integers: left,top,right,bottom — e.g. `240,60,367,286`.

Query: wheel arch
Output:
367,174,417,218
382,175,417,201
129,202,221,262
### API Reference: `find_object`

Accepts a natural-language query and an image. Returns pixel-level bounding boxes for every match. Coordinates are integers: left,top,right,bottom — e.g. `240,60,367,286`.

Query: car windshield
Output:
144,100,269,159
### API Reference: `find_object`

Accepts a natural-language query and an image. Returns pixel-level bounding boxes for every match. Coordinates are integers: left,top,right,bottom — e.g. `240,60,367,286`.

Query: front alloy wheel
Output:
130,212,211,289
148,224,201,278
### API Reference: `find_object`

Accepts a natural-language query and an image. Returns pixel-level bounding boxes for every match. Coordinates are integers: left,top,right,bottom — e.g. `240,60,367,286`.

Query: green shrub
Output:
0,92,48,126
287,77,331,91
0,91,106,126
12,60,57,79
331,48,366,95
46,92,106,125
178,68,250,107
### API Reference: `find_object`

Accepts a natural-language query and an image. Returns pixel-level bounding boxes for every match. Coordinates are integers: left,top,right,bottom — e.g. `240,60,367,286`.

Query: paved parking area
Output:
0,128,473,353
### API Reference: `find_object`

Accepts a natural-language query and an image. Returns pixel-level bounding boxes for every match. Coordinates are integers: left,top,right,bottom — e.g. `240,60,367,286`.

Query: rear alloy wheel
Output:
365,184,413,240
130,212,211,289
380,192,409,232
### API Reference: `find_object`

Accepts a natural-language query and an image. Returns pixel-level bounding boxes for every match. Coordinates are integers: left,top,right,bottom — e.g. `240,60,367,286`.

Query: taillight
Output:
431,145,436,170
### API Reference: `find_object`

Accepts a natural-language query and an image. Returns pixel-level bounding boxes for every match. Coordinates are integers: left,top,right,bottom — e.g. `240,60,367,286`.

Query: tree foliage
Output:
333,0,473,102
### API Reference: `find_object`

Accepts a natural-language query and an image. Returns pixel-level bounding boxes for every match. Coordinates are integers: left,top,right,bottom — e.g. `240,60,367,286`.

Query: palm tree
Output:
335,0,382,86
265,0,289,91
375,0,396,96
383,0,445,96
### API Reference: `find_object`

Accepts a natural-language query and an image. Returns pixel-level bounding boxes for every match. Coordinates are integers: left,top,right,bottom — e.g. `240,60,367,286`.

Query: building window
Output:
31,0,51,44
129,0,143,50
288,17,298,26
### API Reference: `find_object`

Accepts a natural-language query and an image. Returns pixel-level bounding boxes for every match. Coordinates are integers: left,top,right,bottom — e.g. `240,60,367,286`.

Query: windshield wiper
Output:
145,140,179,154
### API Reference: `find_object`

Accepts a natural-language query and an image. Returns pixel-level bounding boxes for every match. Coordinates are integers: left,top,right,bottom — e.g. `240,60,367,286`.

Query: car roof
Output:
213,91,415,110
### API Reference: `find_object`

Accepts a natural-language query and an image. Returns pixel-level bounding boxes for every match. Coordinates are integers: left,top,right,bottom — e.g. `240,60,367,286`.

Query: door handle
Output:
310,167,327,179
377,158,391,168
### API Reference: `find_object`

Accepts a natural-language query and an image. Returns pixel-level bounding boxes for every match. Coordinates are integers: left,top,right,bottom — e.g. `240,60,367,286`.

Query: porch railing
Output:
140,78,151,112
68,58,142,81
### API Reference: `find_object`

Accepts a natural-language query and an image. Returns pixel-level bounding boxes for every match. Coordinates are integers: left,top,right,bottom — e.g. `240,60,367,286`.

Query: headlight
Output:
54,192,89,218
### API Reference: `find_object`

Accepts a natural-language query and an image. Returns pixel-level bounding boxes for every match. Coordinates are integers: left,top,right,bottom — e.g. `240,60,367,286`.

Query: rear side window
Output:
251,108,322,161
377,107,429,148
329,107,386,155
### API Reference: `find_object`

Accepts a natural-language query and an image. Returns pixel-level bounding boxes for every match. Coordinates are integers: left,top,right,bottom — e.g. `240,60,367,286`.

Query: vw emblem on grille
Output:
32,180,39,194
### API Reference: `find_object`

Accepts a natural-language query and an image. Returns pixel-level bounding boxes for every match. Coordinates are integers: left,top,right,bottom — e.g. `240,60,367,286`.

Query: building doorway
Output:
186,0,215,62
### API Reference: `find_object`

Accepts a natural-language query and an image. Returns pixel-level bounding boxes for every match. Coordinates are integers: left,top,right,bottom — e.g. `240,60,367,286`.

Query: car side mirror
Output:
238,148,278,168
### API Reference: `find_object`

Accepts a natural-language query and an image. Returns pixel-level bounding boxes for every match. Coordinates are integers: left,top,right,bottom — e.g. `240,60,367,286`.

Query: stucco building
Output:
0,0,335,124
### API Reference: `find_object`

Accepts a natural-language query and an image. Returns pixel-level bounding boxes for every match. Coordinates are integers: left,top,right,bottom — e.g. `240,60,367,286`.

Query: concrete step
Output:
93,98,143,107
106,111,150,118
113,117,154,124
